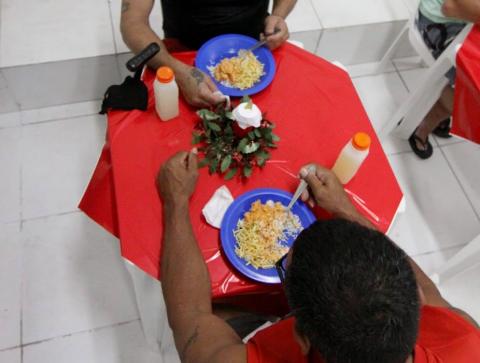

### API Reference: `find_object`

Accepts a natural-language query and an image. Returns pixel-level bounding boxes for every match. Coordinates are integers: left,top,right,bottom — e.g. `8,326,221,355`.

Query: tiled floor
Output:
1,0,479,361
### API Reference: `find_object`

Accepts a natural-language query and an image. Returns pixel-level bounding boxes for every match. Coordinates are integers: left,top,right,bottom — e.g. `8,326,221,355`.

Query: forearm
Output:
162,201,212,329
121,21,182,70
442,0,480,22
272,0,297,18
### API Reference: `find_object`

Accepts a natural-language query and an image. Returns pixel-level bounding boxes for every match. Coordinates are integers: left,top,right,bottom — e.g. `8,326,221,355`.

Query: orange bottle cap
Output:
156,66,174,83
352,132,371,151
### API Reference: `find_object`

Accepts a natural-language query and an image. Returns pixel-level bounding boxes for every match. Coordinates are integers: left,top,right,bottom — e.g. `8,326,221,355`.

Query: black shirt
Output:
161,0,270,49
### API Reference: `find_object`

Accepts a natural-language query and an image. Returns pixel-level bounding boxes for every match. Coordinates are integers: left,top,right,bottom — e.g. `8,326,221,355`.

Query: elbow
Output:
120,18,132,43
120,17,147,43
441,0,456,17
120,18,128,42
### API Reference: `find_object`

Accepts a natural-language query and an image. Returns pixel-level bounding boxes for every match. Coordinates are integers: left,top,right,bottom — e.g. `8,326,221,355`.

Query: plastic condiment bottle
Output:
332,132,371,184
154,66,179,121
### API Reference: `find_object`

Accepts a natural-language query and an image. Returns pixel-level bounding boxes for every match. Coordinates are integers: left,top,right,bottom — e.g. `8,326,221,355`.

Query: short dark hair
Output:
285,219,420,363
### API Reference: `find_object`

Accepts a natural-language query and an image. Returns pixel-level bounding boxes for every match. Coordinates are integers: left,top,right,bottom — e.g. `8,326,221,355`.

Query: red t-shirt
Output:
247,306,480,362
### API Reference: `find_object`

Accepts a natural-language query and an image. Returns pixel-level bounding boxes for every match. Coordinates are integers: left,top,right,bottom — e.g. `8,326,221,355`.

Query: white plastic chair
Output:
380,23,473,139
124,260,180,362
378,12,436,71
431,234,480,285
430,234,480,323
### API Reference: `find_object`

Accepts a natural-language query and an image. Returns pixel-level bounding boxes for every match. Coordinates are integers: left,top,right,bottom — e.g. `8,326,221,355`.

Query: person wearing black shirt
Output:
120,0,297,107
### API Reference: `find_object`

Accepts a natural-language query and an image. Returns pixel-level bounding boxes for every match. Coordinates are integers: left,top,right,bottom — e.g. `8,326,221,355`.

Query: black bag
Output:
99,43,161,114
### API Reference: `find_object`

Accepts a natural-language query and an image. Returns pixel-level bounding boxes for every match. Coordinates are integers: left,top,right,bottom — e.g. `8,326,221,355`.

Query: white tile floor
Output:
1,0,480,361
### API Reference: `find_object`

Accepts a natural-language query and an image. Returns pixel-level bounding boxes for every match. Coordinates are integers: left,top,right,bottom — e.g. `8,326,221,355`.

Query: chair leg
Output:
381,24,473,140
377,24,409,72
381,53,452,139
124,260,170,355
408,26,436,67
435,235,480,284
392,76,449,139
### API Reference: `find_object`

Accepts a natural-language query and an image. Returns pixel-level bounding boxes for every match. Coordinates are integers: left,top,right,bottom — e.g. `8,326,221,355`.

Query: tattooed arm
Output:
120,0,224,107
120,0,172,70
157,152,246,363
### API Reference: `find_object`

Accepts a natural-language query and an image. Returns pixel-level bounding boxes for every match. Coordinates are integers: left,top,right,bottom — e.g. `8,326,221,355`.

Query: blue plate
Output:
195,34,276,97
220,188,316,284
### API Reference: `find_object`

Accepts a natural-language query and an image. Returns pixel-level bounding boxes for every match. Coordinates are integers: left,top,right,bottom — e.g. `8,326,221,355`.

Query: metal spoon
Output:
238,28,281,58
287,165,316,210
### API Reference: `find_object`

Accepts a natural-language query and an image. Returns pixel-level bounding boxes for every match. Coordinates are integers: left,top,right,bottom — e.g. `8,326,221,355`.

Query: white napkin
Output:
202,186,234,229
213,90,231,109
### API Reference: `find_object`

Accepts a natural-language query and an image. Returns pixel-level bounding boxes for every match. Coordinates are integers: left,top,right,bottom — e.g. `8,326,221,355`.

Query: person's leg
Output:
412,85,454,150
409,12,464,157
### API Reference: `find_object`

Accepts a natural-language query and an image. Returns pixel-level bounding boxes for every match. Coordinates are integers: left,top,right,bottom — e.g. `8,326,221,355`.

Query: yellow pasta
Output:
234,200,303,269
209,51,265,90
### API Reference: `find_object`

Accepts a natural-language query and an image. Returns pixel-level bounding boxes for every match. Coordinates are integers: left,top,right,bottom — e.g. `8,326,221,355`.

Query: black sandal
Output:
409,129,433,159
432,118,452,138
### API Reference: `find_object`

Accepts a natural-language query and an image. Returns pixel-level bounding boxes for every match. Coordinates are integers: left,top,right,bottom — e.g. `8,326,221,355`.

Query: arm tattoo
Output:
190,68,205,85
181,325,199,360
121,1,130,13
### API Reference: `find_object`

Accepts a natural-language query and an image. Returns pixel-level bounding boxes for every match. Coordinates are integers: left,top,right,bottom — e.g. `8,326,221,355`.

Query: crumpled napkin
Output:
202,186,234,228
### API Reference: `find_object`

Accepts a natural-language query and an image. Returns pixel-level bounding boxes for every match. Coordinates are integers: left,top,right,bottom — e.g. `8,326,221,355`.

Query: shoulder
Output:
417,305,480,347
416,306,480,362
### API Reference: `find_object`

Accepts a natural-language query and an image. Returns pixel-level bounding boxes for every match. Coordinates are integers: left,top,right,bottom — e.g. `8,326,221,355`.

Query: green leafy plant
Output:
192,96,280,180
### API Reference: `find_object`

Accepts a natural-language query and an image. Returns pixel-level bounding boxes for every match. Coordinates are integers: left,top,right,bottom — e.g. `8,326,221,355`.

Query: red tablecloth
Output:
80,44,403,299
452,24,480,144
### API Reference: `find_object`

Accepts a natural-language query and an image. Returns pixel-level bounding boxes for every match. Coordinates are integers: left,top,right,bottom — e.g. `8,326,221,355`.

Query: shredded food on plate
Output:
234,200,303,269
209,50,265,90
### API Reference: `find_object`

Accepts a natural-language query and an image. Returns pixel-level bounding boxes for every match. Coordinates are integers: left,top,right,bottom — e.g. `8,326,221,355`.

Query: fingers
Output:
300,188,309,202
313,164,331,183
264,17,277,35
315,165,342,186
264,16,289,49
267,27,288,47
172,151,189,166
300,165,323,191
198,83,225,106
187,149,198,171
197,72,224,106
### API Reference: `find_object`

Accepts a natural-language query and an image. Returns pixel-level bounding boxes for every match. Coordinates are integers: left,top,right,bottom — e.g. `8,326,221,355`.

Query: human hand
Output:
174,62,225,107
157,150,199,206
299,163,358,218
262,15,289,49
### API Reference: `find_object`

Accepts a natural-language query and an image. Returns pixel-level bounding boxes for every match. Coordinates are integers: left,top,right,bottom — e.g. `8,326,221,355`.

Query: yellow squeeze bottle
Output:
332,132,371,184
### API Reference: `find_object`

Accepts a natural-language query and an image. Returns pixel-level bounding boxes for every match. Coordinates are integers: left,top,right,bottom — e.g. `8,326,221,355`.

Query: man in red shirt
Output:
156,150,480,363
